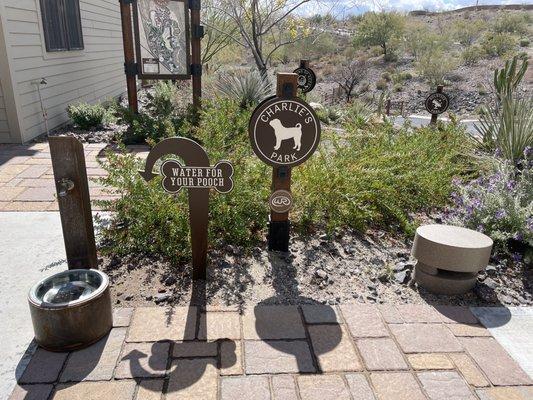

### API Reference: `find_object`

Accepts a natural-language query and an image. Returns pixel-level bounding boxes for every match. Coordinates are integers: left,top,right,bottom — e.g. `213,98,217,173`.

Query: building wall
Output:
0,80,9,139
2,0,126,142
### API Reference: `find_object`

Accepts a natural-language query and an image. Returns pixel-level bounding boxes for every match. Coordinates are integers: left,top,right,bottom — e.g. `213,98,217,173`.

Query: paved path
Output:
392,115,480,136
8,304,533,400
472,307,533,379
0,142,149,212
0,212,66,398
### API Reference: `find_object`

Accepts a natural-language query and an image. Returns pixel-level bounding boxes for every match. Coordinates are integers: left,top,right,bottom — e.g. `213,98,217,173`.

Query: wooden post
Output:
49,137,97,270
119,0,138,113
299,59,310,69
430,85,444,125
190,0,202,110
385,98,391,116
268,73,298,252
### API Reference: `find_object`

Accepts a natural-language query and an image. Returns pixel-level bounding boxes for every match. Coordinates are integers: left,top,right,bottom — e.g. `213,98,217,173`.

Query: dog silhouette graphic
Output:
269,119,302,151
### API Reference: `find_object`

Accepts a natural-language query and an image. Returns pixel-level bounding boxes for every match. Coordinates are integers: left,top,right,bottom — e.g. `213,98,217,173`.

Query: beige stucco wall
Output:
1,0,126,143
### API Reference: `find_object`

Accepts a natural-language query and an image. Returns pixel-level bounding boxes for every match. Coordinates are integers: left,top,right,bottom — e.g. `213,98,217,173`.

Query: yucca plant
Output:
212,68,272,108
476,96,533,162
475,56,532,163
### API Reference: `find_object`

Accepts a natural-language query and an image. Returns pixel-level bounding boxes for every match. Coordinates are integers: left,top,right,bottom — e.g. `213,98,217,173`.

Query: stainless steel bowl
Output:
28,269,112,351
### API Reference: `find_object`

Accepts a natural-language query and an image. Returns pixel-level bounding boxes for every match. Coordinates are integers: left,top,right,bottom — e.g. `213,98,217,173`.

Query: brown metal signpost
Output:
140,137,233,280
119,0,138,113
426,85,449,125
249,73,321,251
120,0,201,112
49,136,97,270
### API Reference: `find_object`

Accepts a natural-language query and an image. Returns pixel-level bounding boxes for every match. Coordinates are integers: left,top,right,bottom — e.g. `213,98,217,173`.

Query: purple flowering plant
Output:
446,151,533,253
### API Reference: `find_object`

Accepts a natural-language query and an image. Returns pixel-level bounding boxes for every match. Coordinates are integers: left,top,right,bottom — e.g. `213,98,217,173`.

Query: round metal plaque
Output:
293,67,316,93
269,190,293,213
248,97,321,167
425,92,450,115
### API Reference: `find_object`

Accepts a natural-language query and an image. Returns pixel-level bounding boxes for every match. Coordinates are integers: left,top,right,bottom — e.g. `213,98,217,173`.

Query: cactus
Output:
493,55,528,102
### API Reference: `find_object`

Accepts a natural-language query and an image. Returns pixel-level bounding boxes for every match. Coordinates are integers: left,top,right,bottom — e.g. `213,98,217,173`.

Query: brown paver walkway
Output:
0,142,149,211
10,305,533,400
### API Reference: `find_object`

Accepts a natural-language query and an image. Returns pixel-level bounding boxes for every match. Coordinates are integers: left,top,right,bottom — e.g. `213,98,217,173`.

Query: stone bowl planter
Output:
28,269,112,352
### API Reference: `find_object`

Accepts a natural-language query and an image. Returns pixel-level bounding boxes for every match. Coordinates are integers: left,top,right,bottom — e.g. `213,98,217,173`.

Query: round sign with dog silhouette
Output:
248,97,321,167
425,92,449,115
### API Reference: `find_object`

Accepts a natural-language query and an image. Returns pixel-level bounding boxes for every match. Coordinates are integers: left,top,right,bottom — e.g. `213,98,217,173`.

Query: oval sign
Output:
293,67,316,93
269,190,293,213
248,97,321,167
425,92,450,115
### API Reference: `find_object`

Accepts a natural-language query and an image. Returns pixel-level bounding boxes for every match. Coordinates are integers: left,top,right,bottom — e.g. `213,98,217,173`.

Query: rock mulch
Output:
101,228,532,309
10,304,532,400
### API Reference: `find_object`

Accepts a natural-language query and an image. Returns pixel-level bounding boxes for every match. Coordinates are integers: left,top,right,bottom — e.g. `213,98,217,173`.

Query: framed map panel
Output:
133,0,190,79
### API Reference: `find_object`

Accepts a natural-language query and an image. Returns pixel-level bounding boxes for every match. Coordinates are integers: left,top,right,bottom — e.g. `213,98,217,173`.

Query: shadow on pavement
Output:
253,251,342,373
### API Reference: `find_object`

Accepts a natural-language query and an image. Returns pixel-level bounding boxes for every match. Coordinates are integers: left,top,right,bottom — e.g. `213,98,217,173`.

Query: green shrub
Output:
482,33,516,57
376,79,388,90
416,50,458,86
393,83,403,92
462,45,484,65
316,106,341,125
97,100,269,263
453,18,485,46
117,81,192,144
342,100,373,127
212,68,272,108
492,12,530,36
404,22,450,61
67,102,114,129
294,121,474,233
381,72,392,82
520,38,530,47
353,12,405,61
97,100,474,260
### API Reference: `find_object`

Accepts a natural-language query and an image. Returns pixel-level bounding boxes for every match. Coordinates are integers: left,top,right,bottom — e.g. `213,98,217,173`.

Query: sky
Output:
299,0,533,17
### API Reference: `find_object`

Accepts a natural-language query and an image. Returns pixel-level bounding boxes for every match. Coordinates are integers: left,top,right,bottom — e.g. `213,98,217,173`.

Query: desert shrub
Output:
520,38,530,47
342,100,373,127
381,72,391,82
212,68,272,108
492,12,530,36
67,102,115,129
376,79,388,90
416,50,458,86
295,121,474,233
353,12,405,61
117,81,192,144
462,45,484,65
393,83,403,92
97,100,474,260
316,106,341,125
453,18,485,46
404,22,450,61
481,33,516,57
446,155,533,255
97,100,269,262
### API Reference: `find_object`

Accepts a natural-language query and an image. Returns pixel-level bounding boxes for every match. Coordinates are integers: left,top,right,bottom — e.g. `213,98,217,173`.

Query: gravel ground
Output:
100,227,532,310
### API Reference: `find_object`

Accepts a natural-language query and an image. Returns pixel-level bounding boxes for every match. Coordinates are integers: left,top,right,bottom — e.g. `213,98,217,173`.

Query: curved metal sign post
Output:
140,137,234,280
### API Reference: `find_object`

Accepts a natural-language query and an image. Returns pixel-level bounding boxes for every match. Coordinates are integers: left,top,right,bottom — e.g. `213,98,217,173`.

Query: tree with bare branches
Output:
201,0,238,67
335,59,367,102
212,0,318,75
